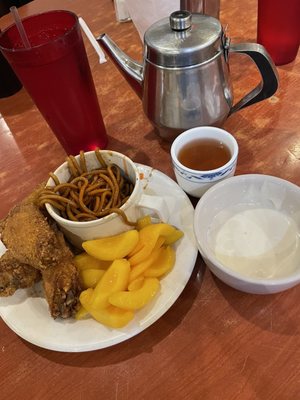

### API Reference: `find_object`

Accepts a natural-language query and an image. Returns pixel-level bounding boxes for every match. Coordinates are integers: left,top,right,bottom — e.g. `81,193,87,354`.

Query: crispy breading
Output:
0,251,41,296
0,195,82,319
1,202,71,270
42,258,81,319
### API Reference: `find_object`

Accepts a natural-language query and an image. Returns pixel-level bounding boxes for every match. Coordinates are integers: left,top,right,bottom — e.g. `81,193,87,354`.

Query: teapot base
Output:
154,121,226,142
154,126,185,142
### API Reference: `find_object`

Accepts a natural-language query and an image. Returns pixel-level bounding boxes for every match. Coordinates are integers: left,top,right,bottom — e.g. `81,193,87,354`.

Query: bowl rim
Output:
45,149,139,227
170,126,239,175
193,173,300,286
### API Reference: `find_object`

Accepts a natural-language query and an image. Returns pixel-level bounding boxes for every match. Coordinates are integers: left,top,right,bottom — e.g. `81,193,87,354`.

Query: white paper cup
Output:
45,150,169,248
170,126,239,198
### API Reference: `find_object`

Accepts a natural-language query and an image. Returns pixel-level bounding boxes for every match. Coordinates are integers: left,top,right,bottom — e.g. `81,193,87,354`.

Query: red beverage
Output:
0,10,108,154
257,0,300,66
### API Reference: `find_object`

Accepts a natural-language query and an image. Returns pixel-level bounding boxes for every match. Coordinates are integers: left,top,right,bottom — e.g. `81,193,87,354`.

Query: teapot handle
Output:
229,43,279,115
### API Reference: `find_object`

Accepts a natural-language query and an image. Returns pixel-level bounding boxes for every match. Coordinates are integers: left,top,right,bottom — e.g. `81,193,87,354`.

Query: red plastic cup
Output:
0,10,108,154
257,0,300,66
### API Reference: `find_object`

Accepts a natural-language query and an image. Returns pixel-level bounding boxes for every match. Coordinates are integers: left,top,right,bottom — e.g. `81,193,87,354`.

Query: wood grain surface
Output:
0,0,299,399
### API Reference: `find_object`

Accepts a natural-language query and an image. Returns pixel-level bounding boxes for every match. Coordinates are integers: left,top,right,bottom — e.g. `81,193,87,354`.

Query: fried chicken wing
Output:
1,202,71,271
0,197,81,318
0,251,41,296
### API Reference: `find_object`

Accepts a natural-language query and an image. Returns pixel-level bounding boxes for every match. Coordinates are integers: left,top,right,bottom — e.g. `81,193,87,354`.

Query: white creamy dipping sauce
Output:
207,207,300,279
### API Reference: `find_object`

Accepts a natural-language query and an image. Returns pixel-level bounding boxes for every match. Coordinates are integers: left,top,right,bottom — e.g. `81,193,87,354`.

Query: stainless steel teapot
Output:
97,10,279,141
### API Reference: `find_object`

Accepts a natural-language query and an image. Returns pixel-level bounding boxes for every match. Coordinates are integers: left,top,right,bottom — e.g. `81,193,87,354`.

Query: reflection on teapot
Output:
97,11,279,141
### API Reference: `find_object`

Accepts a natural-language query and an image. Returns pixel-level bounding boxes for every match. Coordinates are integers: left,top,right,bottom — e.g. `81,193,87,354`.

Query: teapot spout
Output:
97,34,143,99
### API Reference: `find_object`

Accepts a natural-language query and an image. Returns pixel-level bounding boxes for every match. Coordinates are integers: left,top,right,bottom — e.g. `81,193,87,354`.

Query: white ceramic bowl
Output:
194,174,300,294
44,150,168,248
170,126,239,198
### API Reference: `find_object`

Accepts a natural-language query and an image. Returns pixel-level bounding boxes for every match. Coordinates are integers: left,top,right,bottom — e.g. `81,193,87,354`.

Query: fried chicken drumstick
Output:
0,251,40,297
42,259,81,319
0,199,81,318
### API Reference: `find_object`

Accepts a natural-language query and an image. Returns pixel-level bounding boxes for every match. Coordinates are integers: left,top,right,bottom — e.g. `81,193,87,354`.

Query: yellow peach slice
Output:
79,280,134,328
82,230,139,261
109,278,160,310
79,287,94,311
128,223,175,265
81,259,131,309
127,240,144,258
75,305,89,320
74,253,111,270
129,240,164,282
144,245,176,278
88,305,134,328
164,229,184,245
79,268,106,289
136,215,152,230
128,276,145,291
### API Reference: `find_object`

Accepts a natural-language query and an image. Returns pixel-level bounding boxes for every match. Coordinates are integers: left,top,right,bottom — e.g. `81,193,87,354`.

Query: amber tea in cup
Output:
178,138,231,171
170,126,239,198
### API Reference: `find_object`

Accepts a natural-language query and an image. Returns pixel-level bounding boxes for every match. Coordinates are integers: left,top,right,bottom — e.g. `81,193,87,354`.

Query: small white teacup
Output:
170,126,239,198
45,150,169,248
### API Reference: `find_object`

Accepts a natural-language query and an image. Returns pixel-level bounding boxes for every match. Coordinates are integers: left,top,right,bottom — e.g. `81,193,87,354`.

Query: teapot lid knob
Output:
169,10,192,31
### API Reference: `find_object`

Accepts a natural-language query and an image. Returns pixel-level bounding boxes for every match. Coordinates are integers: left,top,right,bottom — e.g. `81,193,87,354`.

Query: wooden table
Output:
0,0,299,398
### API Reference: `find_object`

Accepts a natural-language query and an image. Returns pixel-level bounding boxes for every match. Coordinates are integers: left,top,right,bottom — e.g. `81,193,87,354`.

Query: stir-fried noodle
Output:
39,149,136,225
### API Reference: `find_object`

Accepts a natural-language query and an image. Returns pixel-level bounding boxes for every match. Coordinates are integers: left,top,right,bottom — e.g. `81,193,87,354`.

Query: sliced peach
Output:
164,229,184,245
87,305,134,328
75,305,89,320
74,252,111,270
136,215,152,230
128,223,175,265
91,259,130,309
79,268,106,289
129,239,164,282
144,245,176,278
109,278,160,310
128,276,145,291
82,230,139,261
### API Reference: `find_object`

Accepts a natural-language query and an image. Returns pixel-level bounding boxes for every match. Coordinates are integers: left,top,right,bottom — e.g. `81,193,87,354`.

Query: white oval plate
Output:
0,165,198,352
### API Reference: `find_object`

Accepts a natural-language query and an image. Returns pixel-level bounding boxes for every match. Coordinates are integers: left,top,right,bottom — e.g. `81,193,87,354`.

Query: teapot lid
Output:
144,10,223,67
